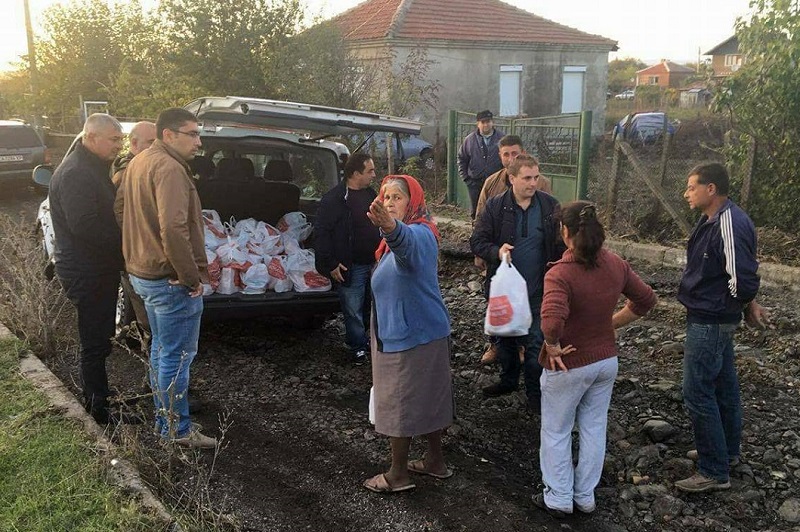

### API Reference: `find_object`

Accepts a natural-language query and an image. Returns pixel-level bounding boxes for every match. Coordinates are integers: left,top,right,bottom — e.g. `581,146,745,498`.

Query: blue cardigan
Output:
371,221,451,353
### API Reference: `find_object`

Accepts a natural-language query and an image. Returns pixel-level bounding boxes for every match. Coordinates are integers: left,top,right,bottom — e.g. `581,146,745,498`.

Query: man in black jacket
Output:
470,155,565,410
49,113,127,424
314,153,381,365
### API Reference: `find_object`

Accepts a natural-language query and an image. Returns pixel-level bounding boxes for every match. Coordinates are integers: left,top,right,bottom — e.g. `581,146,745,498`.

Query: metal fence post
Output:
576,110,592,200
446,110,458,204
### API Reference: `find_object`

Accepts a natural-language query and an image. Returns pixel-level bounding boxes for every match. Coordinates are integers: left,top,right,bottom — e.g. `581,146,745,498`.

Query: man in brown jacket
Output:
116,108,215,449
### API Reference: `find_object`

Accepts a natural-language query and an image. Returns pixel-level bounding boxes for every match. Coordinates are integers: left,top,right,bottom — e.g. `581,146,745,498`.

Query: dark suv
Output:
0,120,49,182
33,97,423,330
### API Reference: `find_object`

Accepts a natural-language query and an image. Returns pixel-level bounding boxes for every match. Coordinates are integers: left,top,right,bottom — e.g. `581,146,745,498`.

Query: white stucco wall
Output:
351,41,611,139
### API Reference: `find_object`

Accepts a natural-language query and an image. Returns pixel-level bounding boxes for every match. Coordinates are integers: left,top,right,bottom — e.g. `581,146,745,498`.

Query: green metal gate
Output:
447,110,592,207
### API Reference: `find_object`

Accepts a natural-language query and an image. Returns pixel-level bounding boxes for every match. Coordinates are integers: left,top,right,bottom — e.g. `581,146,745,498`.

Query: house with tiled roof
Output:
705,36,744,78
330,0,617,136
635,60,695,89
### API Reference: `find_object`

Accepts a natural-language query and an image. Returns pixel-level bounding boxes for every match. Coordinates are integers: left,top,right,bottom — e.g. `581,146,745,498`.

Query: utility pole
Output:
23,0,39,125
697,47,700,74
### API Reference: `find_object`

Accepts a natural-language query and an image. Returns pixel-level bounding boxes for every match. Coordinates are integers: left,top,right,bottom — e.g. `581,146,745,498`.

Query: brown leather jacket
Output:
115,140,208,288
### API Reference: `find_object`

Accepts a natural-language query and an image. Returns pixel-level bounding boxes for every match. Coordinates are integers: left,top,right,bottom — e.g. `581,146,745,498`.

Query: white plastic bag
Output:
204,226,226,251
368,386,375,425
484,253,532,337
217,267,238,295
267,255,293,293
278,211,313,242
202,209,227,238
241,263,269,294
234,217,258,237
287,249,331,293
216,240,250,267
277,211,307,231
248,222,283,256
281,233,302,256
205,248,221,293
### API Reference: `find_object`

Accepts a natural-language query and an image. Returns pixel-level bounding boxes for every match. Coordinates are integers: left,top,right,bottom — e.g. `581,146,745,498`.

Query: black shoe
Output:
352,350,368,366
93,408,145,425
482,382,516,397
531,493,568,519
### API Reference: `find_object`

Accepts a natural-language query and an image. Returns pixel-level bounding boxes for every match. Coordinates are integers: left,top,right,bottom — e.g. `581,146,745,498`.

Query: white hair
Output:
383,177,410,198
83,113,122,135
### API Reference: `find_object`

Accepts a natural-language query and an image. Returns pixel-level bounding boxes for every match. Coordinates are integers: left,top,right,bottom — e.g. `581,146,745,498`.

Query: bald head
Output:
129,121,157,155
82,113,123,161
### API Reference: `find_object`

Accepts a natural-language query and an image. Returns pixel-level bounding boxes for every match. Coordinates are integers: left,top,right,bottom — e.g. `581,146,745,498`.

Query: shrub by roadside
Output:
0,337,160,531
0,213,76,358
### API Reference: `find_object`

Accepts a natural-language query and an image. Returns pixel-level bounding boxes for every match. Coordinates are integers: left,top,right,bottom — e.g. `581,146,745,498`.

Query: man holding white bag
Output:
469,155,564,410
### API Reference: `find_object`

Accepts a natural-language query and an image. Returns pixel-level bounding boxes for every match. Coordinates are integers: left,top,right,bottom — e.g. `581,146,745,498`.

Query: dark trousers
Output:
495,306,544,402
466,181,483,219
59,272,120,417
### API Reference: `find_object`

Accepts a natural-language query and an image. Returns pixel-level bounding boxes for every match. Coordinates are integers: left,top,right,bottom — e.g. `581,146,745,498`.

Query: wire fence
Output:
585,135,726,243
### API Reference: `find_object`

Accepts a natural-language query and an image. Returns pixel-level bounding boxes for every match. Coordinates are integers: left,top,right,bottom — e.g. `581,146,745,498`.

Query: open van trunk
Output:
178,98,423,322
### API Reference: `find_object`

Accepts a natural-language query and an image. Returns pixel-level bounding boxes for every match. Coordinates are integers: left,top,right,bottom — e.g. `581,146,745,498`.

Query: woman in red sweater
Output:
533,201,657,518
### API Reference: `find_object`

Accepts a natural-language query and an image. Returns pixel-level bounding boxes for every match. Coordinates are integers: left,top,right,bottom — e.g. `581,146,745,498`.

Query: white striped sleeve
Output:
720,209,737,298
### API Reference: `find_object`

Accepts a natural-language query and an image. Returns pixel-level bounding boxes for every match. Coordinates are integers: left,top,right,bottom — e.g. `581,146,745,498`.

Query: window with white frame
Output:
499,65,522,116
724,54,742,67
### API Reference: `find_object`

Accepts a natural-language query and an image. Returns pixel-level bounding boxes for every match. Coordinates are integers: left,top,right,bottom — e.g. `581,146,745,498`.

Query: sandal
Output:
362,473,416,493
408,459,453,479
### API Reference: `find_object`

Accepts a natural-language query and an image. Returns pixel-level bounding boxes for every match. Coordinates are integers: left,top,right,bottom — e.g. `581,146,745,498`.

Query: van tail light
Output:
44,148,52,164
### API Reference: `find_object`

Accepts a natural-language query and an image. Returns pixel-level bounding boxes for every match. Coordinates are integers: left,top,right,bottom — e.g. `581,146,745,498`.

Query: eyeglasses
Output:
170,129,201,139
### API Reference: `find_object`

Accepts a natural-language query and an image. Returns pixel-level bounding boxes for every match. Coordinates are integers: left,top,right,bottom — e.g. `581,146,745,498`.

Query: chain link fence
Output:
586,135,725,244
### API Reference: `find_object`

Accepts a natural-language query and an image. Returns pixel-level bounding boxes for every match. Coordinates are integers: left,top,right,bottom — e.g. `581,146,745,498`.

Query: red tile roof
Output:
637,60,695,75
332,0,617,48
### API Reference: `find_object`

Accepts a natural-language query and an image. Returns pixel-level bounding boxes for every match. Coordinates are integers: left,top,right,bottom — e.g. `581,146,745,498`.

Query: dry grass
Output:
0,212,76,358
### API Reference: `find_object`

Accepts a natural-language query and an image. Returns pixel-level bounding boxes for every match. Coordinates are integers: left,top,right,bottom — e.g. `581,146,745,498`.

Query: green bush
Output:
713,0,800,232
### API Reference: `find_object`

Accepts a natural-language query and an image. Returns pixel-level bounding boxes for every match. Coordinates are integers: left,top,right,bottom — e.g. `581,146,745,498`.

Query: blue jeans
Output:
129,275,203,439
496,306,544,401
337,263,372,353
682,321,741,482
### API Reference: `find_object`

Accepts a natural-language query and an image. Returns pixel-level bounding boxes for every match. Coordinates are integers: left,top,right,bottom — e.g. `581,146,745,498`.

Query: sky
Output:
0,0,754,73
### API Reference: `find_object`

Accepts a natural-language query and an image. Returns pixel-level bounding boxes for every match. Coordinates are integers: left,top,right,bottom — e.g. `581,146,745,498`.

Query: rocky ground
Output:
29,219,797,531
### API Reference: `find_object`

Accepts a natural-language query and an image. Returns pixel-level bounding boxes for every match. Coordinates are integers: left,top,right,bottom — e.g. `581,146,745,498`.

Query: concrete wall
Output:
351,42,611,139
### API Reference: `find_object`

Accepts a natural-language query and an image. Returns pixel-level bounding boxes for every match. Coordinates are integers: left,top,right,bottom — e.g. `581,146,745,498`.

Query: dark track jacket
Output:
678,199,760,323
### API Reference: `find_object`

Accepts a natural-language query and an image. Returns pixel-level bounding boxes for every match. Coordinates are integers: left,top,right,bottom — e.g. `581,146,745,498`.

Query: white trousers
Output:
539,356,618,512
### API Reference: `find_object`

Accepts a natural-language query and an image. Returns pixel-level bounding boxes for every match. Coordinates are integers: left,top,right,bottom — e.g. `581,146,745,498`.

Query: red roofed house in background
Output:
635,60,694,89
330,0,617,136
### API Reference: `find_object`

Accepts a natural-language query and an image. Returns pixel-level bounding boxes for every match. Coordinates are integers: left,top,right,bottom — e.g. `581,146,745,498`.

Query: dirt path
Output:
39,250,799,531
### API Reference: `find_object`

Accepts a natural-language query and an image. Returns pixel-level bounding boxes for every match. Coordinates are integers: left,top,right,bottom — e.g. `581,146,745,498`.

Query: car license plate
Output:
0,155,24,162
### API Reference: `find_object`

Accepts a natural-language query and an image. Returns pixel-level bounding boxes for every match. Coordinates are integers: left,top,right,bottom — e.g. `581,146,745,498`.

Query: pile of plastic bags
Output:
201,209,331,295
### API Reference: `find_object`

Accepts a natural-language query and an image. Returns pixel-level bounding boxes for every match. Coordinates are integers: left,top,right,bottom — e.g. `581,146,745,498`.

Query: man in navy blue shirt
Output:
675,162,767,493
470,155,564,410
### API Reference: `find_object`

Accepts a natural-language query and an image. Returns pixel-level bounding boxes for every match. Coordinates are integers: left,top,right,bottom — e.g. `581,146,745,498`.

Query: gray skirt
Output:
371,336,454,437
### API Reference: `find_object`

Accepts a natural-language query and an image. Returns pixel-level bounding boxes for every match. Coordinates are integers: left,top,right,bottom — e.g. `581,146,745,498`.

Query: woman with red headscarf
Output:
362,175,453,494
